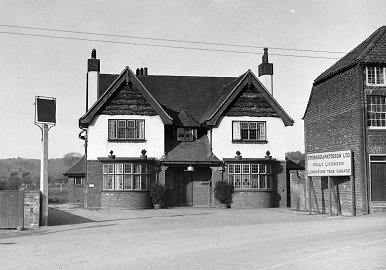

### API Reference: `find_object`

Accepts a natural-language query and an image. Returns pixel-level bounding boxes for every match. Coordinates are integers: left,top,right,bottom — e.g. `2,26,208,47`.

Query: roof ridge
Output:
357,26,386,61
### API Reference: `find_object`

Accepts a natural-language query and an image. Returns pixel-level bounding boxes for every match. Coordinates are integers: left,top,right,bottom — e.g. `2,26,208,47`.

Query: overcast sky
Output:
0,0,385,159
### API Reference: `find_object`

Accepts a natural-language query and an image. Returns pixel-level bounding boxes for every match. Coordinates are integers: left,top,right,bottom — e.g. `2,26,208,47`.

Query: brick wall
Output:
67,177,84,205
232,191,277,208
86,160,103,208
101,191,151,209
304,66,367,214
24,191,40,229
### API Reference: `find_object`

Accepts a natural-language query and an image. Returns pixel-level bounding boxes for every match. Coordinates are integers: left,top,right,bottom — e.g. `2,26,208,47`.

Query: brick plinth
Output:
232,191,278,208
101,191,151,209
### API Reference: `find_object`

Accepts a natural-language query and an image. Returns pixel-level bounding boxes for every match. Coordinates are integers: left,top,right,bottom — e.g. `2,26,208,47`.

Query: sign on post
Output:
307,150,352,177
35,96,56,125
34,96,56,226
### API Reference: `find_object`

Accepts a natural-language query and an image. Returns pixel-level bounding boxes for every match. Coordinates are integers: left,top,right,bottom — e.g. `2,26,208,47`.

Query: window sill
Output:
367,127,386,131
234,189,275,192
108,139,147,143
232,140,268,144
102,189,149,192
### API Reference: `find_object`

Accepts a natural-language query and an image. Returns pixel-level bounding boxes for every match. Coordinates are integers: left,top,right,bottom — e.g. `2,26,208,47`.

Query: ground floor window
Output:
74,177,83,186
102,163,151,191
227,163,273,190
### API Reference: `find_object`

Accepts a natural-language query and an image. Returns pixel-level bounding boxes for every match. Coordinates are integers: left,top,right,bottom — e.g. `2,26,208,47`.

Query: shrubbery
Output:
214,181,234,205
148,182,166,206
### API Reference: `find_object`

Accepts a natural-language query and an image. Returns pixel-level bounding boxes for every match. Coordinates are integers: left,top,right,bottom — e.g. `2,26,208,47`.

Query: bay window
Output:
227,163,272,190
103,163,151,190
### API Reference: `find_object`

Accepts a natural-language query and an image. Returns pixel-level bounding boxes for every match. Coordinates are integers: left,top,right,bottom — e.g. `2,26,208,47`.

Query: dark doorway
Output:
175,168,193,206
371,162,386,201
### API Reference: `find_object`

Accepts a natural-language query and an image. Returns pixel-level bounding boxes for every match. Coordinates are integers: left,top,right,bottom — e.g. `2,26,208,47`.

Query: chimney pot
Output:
140,68,144,76
144,67,148,76
136,68,140,76
91,49,96,59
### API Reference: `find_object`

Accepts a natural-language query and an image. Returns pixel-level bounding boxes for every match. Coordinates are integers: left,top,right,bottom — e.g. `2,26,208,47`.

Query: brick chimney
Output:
86,49,100,112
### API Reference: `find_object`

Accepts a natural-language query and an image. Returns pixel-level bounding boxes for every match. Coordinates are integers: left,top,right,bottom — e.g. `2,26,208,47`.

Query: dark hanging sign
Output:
35,96,56,125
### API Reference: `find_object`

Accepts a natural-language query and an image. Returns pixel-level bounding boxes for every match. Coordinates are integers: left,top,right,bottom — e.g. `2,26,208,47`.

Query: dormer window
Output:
366,66,385,86
177,128,196,142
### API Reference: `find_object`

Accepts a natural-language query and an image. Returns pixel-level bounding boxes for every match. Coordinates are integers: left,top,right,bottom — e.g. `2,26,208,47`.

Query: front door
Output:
175,169,193,205
371,163,386,201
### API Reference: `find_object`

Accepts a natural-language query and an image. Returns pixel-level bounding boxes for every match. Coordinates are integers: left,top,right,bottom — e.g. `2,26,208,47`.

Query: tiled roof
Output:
160,135,220,164
314,26,386,84
93,69,293,127
63,156,85,176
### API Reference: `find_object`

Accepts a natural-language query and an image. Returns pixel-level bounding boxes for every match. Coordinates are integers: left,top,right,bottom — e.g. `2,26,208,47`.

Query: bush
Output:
214,181,234,205
148,182,166,205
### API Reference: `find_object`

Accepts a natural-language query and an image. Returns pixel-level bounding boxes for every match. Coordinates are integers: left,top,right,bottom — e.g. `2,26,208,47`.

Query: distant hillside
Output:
0,158,71,183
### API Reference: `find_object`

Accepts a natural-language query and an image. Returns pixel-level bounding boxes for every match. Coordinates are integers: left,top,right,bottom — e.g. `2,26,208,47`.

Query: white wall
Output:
212,116,286,160
87,115,165,160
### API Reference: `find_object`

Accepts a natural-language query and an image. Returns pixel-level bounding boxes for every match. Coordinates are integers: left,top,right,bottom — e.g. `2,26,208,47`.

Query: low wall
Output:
232,191,279,208
101,191,151,209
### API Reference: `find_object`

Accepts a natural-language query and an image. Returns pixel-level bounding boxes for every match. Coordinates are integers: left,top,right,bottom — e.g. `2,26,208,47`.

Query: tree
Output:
286,151,305,162
63,152,83,168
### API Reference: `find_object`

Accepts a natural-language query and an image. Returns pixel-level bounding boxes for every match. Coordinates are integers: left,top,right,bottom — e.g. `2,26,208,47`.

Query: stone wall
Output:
24,191,40,229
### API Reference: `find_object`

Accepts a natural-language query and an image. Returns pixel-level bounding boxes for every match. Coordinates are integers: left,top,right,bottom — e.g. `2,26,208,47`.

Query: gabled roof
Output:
79,67,173,127
83,68,293,127
63,156,85,176
202,70,294,126
314,26,386,84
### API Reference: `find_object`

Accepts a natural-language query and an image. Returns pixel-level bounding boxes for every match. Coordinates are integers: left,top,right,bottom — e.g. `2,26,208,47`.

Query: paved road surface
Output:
0,206,385,269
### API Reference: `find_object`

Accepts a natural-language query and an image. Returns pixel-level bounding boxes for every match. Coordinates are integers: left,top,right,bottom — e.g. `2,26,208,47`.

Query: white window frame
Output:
108,119,145,141
74,177,83,186
366,66,386,86
227,163,273,190
367,96,386,128
177,127,196,142
232,121,266,141
102,163,151,191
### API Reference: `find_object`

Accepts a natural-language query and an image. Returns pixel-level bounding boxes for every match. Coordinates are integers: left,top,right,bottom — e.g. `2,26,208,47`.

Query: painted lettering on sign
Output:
307,150,352,177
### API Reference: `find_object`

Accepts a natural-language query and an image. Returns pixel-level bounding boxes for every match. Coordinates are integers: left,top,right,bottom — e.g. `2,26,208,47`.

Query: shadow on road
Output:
48,207,94,226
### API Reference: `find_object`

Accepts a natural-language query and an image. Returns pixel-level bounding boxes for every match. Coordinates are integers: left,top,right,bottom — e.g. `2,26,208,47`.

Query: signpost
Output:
306,150,354,216
35,96,56,226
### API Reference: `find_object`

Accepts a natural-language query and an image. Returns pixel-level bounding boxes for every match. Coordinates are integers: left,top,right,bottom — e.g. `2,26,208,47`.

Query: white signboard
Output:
307,150,352,177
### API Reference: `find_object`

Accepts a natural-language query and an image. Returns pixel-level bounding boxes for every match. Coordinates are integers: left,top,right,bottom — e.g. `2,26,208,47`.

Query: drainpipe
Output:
358,64,368,215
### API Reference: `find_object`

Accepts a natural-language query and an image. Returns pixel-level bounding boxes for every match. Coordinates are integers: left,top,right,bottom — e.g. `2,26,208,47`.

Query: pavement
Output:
1,205,386,270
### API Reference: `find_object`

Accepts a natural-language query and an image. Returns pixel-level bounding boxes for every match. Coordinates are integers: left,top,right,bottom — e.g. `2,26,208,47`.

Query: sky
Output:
0,0,385,159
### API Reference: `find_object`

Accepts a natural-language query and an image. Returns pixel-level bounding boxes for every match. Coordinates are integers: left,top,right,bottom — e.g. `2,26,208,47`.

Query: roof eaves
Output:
79,67,173,127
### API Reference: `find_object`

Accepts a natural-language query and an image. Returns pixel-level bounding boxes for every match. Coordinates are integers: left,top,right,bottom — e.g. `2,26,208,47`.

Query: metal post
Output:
40,123,49,226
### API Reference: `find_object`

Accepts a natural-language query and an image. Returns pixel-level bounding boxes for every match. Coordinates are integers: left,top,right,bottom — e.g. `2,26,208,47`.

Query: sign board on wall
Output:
35,96,56,125
307,150,352,177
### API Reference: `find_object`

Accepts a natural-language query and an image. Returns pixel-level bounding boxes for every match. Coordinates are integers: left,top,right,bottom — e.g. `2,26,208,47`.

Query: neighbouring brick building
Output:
78,49,293,209
63,156,85,205
304,26,386,215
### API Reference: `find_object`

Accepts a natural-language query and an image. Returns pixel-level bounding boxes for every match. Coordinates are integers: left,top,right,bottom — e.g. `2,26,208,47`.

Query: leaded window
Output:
108,119,145,140
367,96,386,127
227,163,272,190
102,163,151,190
232,121,266,141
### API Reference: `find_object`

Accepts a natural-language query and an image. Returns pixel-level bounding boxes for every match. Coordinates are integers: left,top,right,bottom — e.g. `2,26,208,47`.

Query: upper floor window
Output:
227,163,272,190
108,119,145,141
366,67,385,86
177,128,196,142
74,177,83,186
102,163,151,191
367,96,386,128
232,121,266,142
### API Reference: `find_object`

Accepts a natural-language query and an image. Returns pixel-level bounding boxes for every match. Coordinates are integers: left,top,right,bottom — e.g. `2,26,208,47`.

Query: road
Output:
0,206,385,269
